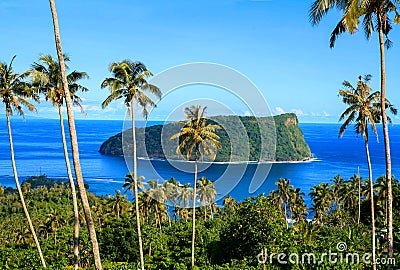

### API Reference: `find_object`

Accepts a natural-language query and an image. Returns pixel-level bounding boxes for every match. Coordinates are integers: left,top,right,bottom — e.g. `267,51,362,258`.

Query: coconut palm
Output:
338,75,397,267
0,56,46,268
169,105,221,267
309,0,400,258
330,175,345,210
31,54,88,269
176,183,192,221
147,180,167,231
310,183,333,224
108,190,129,219
222,195,237,209
48,1,102,269
289,187,307,223
270,178,294,228
163,178,180,213
197,177,217,220
101,60,160,270
43,208,66,245
123,173,146,194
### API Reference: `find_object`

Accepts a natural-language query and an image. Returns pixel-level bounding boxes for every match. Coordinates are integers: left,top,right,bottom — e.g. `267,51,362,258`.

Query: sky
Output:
0,0,400,123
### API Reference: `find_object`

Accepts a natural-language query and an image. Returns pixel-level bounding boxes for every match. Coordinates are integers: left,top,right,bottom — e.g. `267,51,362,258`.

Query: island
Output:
99,113,312,162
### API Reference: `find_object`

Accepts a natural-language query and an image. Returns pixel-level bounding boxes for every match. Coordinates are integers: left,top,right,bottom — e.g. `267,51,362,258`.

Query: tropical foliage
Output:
0,174,398,269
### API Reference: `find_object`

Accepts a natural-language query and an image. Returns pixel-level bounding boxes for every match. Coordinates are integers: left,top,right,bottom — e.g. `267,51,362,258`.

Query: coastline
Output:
134,156,321,164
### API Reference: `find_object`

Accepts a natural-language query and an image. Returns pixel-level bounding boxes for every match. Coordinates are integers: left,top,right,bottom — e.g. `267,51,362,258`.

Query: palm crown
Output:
310,0,400,48
338,75,397,141
0,56,38,116
101,60,161,118
31,54,88,111
170,105,222,160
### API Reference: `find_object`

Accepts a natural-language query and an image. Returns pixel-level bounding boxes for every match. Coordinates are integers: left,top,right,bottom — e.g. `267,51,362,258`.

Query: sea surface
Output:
0,118,399,206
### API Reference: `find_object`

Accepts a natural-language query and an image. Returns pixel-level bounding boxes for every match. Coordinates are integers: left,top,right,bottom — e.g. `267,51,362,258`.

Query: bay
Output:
0,118,399,206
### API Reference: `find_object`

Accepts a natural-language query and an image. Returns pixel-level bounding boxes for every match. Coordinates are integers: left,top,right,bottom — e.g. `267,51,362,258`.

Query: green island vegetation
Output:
0,175,398,269
99,113,312,162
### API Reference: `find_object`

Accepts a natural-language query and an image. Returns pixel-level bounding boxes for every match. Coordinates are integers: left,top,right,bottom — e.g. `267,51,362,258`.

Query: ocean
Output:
0,118,399,206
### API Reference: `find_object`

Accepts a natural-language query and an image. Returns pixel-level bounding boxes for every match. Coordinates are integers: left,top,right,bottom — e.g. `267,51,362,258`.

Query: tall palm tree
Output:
270,178,294,228
169,105,221,267
43,208,66,245
48,1,102,269
108,190,129,219
310,183,333,224
289,187,307,223
123,173,146,194
163,178,180,212
177,183,192,221
31,54,88,269
0,56,46,268
309,0,400,258
197,177,217,220
147,180,167,231
101,60,161,270
338,75,397,268
330,175,345,210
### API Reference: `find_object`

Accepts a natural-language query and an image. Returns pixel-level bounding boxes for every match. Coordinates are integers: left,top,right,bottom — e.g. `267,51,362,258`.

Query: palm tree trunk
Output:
131,100,145,270
378,21,393,260
48,1,102,269
7,113,46,268
204,205,207,220
365,140,376,270
357,167,361,225
283,202,288,229
191,153,198,268
58,105,80,270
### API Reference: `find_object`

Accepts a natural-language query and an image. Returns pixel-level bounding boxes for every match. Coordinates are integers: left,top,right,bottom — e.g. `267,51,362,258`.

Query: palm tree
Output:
123,173,146,194
48,1,102,269
44,208,66,245
330,175,345,210
147,180,167,231
108,190,129,219
101,60,161,270
222,195,237,209
289,188,307,223
176,183,192,221
310,183,333,224
338,75,397,267
270,178,294,228
0,56,46,268
169,105,221,267
197,177,217,220
31,54,88,269
163,177,180,215
309,0,400,258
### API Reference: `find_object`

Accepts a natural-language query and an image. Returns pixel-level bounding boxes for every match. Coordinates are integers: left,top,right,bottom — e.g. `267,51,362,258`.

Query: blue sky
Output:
0,0,399,123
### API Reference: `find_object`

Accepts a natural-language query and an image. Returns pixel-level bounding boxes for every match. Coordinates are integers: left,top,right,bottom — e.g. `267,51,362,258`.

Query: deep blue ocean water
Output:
0,118,399,206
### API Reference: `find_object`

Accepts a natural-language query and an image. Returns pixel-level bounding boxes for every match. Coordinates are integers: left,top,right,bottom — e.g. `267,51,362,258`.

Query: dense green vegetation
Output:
0,175,398,269
99,113,312,162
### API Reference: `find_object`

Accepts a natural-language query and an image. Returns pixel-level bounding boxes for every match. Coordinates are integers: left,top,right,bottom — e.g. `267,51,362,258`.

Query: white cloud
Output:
310,111,331,117
243,110,251,116
291,108,305,116
83,105,101,112
275,106,285,115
